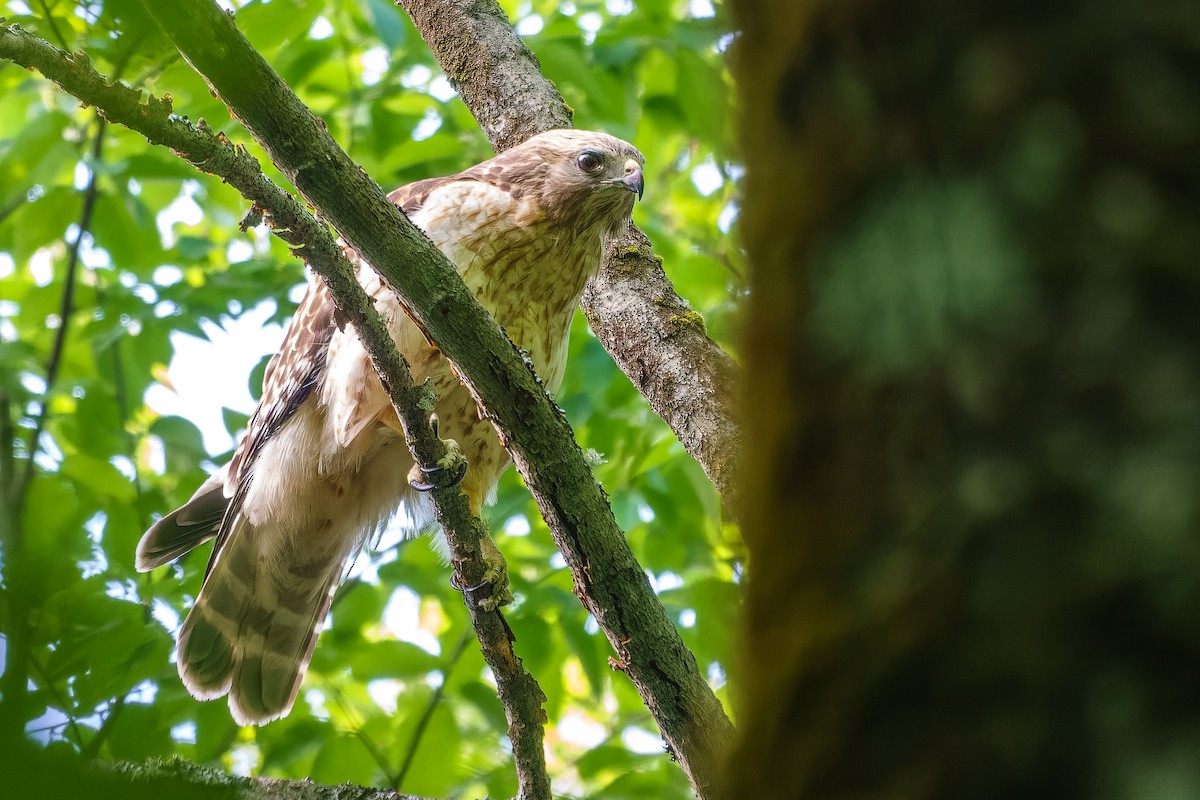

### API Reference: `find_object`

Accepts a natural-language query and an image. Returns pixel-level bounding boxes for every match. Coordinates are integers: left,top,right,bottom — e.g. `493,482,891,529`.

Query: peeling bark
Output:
585,232,742,513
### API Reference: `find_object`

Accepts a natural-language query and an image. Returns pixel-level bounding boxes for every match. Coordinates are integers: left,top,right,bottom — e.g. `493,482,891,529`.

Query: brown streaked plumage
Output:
135,129,645,725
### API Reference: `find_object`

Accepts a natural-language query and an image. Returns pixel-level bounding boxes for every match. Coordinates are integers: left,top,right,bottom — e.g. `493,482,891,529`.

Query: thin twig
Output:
130,51,180,90
94,264,148,533
0,109,107,749
392,631,470,791
81,693,126,760
326,684,400,787
17,115,105,501
88,275,142,756
0,393,14,520
0,389,24,747
355,727,400,789
27,655,86,750
34,0,69,49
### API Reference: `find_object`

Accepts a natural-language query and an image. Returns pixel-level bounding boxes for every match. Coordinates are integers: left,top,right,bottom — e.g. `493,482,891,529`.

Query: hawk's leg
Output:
389,413,513,610
452,535,513,612
402,413,469,492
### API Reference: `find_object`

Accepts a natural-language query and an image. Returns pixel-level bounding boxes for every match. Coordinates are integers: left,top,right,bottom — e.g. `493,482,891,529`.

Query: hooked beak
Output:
612,159,645,201
622,169,645,201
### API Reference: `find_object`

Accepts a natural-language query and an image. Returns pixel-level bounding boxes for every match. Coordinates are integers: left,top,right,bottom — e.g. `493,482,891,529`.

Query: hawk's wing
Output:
387,175,460,216
227,278,335,488
239,160,516,477
386,147,544,216
135,276,335,574
203,278,334,572
208,173,488,564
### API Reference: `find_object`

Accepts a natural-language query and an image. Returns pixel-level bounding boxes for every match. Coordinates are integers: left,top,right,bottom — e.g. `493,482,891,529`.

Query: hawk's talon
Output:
450,536,513,612
407,434,467,492
449,572,490,593
407,459,468,492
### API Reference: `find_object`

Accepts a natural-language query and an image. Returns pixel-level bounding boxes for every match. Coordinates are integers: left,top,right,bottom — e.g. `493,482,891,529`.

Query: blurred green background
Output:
725,1,1200,798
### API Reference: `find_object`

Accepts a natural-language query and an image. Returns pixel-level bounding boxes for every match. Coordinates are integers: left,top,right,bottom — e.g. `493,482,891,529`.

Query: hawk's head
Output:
467,129,646,236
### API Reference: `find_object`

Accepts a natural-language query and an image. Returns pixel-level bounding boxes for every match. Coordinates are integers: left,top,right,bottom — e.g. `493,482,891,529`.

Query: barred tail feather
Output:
176,515,342,726
227,574,337,726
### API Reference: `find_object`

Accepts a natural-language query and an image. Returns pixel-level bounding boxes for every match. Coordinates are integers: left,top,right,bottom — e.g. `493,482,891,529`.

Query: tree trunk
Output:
726,0,1200,797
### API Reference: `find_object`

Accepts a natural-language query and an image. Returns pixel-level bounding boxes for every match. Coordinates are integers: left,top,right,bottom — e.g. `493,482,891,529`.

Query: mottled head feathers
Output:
393,129,645,236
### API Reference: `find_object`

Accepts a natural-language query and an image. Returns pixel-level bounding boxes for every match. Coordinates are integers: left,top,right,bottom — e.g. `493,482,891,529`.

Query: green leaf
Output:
309,734,379,787
91,190,164,267
6,186,80,263
221,406,250,439
348,639,441,680
236,0,324,55
391,698,462,796
59,452,136,503
0,109,74,199
150,416,207,473
190,700,240,762
367,0,407,50
106,703,174,761
248,352,272,403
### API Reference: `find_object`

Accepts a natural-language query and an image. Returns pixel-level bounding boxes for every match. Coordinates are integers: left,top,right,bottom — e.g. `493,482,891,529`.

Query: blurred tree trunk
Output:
726,1,1200,798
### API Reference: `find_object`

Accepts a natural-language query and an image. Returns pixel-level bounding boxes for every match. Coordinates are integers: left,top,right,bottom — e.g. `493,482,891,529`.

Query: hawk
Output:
135,130,646,725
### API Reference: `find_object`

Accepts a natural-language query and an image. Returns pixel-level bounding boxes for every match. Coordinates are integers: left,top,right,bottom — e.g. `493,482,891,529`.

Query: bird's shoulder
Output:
387,147,546,219
390,174,542,249
387,175,464,216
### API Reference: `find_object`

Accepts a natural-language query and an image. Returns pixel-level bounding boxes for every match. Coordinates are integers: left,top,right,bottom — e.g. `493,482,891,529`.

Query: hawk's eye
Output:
576,150,604,174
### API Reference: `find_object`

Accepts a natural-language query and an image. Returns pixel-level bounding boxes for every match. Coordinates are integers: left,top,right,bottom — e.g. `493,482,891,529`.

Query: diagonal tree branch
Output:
0,23,551,799
397,0,744,517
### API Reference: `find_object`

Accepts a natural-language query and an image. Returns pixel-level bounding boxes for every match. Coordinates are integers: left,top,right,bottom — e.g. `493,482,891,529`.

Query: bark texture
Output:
399,0,743,516
585,232,741,512
725,0,1200,797
396,0,572,151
